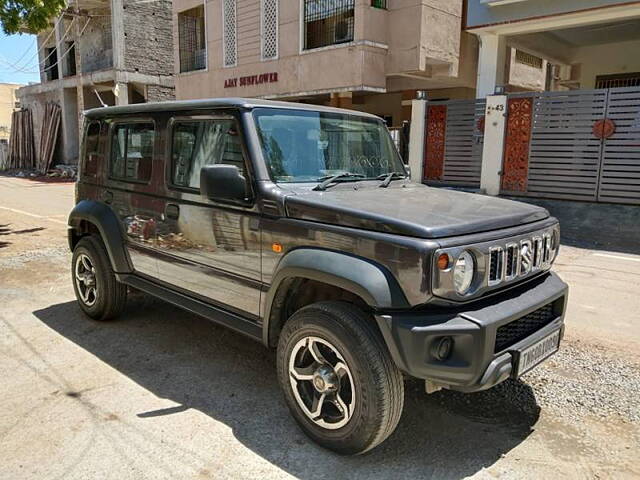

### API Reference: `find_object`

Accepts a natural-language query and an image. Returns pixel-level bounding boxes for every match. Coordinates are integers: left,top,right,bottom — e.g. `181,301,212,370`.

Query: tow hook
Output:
425,380,445,394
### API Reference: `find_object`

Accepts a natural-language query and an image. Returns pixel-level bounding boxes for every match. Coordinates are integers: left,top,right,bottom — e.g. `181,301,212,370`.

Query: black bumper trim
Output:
375,272,568,392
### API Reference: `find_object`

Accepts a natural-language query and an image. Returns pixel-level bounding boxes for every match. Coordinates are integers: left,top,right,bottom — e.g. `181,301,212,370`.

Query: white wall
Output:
571,39,640,89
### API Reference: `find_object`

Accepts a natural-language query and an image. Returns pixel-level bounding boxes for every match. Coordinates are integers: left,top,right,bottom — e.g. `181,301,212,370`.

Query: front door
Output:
154,114,262,318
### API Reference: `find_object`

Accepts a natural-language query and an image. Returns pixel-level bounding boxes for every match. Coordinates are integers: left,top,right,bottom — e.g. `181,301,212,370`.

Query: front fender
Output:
68,200,132,273
263,248,409,344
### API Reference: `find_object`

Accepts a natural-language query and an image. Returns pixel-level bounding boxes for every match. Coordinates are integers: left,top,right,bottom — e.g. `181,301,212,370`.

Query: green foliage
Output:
0,0,66,35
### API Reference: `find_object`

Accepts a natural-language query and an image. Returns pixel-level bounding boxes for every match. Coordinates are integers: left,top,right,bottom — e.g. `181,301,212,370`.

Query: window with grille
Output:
223,0,237,67
261,0,278,60
515,50,543,69
303,0,354,51
595,72,640,89
178,6,206,73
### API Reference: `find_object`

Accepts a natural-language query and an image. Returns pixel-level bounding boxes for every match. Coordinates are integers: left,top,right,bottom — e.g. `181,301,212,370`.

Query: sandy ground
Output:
1,176,639,479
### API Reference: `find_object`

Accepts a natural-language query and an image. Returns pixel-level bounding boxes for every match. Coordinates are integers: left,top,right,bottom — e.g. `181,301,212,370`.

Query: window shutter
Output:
223,0,237,67
261,0,278,60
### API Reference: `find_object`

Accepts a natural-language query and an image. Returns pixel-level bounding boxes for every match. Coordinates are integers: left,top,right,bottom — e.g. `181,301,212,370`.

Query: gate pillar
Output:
408,99,427,183
480,95,508,195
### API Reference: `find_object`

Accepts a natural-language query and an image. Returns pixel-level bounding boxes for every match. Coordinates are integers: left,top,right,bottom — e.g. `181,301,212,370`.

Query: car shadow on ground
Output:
34,298,541,479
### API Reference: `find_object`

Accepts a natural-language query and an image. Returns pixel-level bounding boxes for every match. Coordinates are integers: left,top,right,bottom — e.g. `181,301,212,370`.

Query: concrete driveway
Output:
1,177,638,479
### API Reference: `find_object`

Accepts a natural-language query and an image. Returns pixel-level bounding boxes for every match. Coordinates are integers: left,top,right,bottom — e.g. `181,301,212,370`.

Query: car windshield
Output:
252,108,406,183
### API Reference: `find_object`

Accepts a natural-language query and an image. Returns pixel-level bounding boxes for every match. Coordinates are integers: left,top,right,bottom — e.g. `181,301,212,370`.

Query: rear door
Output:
105,117,163,277
153,113,262,318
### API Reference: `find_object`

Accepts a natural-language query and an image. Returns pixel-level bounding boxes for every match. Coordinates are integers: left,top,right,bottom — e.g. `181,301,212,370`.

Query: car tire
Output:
71,235,127,321
277,301,404,455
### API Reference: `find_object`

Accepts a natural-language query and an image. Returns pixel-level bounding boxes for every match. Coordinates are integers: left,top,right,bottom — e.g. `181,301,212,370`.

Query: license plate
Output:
517,329,560,376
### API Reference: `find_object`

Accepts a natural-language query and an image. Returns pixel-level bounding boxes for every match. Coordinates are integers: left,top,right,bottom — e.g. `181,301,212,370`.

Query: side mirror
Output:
200,164,249,204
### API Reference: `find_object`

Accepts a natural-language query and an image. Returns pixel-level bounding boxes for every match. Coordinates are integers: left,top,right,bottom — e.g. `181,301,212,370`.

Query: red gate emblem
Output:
592,119,616,140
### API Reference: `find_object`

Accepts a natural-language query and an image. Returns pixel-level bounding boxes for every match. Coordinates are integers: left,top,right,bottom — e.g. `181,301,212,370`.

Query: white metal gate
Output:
598,87,640,204
501,86,640,205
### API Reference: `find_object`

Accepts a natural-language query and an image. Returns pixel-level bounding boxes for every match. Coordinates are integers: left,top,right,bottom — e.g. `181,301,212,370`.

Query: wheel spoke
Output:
80,286,91,302
289,365,315,382
332,392,350,419
308,339,327,365
310,392,326,419
334,361,349,378
81,256,92,272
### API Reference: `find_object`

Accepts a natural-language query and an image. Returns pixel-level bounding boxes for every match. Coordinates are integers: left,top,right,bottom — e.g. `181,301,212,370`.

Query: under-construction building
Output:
16,0,175,166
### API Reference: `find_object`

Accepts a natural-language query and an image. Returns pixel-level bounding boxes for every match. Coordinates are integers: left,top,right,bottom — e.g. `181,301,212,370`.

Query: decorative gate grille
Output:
423,99,486,187
501,87,640,205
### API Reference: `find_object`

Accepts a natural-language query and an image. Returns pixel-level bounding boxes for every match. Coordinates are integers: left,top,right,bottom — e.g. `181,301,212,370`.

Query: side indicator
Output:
272,242,283,253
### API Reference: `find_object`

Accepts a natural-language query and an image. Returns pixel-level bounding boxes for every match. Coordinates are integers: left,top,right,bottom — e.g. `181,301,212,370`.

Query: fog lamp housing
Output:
431,336,454,361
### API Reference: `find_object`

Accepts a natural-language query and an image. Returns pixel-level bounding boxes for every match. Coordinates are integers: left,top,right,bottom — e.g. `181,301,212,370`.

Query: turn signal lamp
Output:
437,253,450,270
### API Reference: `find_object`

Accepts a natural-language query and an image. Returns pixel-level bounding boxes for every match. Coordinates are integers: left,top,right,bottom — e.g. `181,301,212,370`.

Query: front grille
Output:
488,247,503,285
505,244,519,280
494,302,556,352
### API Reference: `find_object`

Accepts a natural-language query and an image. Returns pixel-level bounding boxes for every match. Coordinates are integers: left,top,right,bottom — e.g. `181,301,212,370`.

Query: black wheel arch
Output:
68,200,132,274
263,248,409,347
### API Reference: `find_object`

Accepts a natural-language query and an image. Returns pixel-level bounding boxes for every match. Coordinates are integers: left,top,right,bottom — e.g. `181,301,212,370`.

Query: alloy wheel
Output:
75,253,98,307
288,336,355,430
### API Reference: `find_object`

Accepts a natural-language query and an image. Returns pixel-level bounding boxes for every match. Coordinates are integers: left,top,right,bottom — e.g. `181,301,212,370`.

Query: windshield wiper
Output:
378,171,406,188
313,172,365,191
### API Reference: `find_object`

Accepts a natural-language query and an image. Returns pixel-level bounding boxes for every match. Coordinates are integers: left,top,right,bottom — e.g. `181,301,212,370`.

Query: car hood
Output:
282,182,549,239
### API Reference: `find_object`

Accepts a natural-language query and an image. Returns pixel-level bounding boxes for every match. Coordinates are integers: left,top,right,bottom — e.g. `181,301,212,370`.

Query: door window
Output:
171,119,245,189
110,122,154,182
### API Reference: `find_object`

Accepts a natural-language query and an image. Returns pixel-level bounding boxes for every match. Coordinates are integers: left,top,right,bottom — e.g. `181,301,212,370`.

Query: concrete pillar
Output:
408,99,427,183
476,34,507,98
54,18,65,81
115,82,129,106
329,92,352,109
61,88,79,163
75,15,85,137
111,0,125,71
480,95,508,196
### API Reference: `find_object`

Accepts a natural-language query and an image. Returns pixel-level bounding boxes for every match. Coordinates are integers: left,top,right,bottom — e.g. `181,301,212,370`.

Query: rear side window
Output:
110,122,155,182
83,121,102,177
171,119,245,189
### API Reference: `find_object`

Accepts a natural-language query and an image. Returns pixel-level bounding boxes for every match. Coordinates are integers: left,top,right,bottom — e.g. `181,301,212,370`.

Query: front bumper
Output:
375,272,568,392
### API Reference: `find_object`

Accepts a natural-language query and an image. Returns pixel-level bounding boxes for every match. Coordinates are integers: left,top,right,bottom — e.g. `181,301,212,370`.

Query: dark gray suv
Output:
69,98,568,454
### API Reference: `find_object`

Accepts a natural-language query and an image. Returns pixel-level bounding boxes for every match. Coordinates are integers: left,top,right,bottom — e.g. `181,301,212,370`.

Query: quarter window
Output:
83,121,102,177
171,119,245,189
110,123,154,182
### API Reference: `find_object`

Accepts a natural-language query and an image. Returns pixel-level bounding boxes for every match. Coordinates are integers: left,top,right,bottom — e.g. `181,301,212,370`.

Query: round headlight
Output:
453,251,475,294
550,230,560,262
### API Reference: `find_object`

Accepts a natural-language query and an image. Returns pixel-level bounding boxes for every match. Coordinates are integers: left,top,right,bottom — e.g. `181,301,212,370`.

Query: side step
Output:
120,274,263,342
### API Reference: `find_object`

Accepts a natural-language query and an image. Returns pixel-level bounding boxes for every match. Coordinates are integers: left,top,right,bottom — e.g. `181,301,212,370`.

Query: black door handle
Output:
165,203,180,219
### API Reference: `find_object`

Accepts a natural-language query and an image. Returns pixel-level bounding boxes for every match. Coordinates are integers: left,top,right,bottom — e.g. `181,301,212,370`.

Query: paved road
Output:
1,177,639,479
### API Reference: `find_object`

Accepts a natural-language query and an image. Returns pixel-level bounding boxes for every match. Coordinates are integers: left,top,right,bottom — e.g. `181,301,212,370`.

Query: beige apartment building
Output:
0,83,21,144
172,0,490,126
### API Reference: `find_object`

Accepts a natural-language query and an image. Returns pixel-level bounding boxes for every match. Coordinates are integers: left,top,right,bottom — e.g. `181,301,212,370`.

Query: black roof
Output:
84,97,381,120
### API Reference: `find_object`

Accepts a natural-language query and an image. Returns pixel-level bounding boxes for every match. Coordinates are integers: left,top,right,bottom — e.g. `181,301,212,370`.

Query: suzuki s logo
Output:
520,240,533,275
